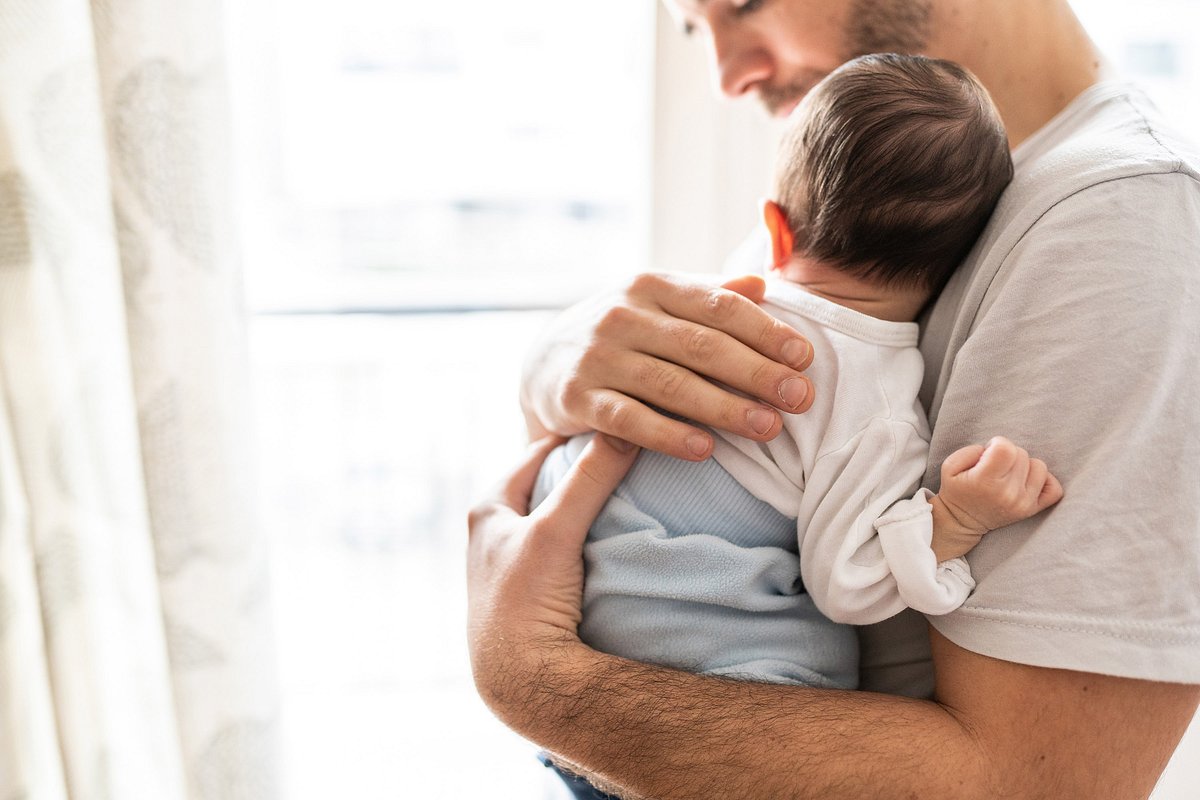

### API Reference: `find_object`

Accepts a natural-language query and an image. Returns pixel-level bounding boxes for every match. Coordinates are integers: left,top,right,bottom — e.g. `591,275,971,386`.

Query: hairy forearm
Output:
487,643,989,800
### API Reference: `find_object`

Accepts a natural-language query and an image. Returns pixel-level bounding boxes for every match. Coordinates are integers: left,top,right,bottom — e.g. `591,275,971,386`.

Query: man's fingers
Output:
492,436,565,515
467,439,560,546
549,273,814,458
720,273,767,304
578,387,718,461
594,352,787,449
586,299,811,428
650,275,814,372
599,315,813,420
532,434,641,540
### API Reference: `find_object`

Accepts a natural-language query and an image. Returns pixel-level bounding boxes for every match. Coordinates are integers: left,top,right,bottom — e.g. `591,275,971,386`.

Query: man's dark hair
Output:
775,53,1014,292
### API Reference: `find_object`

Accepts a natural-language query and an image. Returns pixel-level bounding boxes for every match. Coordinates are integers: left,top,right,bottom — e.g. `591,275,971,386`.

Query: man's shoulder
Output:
1006,83,1200,221
957,82,1200,293
919,83,1200,415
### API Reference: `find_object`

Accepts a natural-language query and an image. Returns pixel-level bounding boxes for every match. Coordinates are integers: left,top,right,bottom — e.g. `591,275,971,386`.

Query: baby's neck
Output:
774,259,929,323
803,290,924,323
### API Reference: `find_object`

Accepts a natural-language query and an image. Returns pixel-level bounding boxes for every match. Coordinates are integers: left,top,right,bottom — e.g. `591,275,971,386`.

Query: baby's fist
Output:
939,436,1064,533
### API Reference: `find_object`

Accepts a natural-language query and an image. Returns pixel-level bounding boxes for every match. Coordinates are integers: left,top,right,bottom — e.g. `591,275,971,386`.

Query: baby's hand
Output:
929,436,1064,562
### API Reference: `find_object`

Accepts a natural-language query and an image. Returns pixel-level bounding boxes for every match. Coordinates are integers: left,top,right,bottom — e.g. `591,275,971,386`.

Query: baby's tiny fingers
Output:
976,436,1020,478
1025,458,1048,498
1038,472,1065,510
942,444,987,479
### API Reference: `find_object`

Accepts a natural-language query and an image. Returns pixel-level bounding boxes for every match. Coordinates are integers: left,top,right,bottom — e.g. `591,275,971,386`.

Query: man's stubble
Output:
845,0,932,58
758,0,933,115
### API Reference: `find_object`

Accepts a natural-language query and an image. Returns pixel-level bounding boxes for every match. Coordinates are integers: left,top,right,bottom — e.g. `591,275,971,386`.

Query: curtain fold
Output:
0,1,278,798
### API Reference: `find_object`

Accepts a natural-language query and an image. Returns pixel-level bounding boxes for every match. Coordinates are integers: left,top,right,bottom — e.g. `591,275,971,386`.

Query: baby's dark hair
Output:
774,53,1013,292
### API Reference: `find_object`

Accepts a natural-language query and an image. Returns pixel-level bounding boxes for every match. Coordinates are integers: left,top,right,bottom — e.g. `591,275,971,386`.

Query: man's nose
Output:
712,26,774,97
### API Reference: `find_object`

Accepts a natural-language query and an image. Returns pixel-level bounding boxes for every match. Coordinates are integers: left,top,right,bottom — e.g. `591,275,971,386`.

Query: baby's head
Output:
764,54,1013,321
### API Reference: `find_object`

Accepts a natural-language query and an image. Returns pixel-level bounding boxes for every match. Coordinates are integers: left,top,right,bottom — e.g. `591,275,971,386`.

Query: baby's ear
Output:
761,199,795,271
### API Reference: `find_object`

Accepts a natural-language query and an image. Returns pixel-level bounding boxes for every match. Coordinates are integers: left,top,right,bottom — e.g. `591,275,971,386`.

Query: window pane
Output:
250,311,560,798
229,0,655,312
1073,0,1200,137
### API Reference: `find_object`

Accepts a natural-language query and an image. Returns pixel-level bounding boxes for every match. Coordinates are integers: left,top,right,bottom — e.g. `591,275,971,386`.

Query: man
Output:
468,1,1200,797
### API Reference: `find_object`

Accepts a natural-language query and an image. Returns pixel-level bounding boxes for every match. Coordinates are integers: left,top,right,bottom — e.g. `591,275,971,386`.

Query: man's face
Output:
662,0,933,117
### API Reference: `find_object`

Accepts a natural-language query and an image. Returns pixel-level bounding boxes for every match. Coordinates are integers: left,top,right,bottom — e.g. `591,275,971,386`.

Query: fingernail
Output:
779,377,809,409
747,407,775,435
686,434,711,458
781,338,811,369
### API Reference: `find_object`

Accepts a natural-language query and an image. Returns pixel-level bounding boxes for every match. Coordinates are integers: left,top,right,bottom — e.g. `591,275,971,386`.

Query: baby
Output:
533,54,1062,698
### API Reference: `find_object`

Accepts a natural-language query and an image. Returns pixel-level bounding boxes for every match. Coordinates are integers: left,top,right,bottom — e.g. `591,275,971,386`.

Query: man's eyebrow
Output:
664,1,702,32
669,0,706,20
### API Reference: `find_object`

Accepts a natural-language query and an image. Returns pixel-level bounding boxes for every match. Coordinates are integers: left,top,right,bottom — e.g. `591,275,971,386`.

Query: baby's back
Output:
532,437,859,689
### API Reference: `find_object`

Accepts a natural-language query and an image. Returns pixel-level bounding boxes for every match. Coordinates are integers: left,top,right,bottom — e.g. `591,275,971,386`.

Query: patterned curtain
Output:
0,1,278,798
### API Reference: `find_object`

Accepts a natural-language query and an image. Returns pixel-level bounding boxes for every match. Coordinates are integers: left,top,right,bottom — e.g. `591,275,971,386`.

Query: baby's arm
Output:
862,436,1062,618
801,429,1062,623
928,436,1065,563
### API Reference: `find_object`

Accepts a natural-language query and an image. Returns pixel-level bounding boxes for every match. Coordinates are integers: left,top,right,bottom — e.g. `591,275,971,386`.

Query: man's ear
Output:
761,199,795,270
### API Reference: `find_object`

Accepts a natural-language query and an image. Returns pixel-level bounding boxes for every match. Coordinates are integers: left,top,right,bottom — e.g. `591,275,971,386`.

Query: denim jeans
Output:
539,753,623,800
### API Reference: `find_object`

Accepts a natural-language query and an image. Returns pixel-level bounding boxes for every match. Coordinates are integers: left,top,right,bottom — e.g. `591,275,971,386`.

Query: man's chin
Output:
758,94,803,119
763,80,820,118
758,74,826,118
770,99,803,119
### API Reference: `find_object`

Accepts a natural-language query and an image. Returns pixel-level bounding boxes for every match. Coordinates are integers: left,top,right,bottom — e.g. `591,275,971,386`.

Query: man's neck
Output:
929,0,1111,149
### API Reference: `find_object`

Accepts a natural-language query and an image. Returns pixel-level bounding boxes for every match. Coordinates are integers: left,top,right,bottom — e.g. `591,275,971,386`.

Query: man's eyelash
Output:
681,0,763,38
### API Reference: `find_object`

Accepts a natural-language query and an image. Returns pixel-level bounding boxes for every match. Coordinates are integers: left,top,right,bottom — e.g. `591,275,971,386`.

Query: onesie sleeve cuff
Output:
875,488,976,615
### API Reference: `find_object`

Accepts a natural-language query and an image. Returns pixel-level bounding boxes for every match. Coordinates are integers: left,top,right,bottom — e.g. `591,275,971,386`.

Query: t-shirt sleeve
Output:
926,171,1200,683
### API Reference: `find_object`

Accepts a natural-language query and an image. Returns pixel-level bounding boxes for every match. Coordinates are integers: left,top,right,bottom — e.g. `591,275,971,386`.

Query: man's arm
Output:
518,273,816,458
468,436,1200,800
516,630,1197,800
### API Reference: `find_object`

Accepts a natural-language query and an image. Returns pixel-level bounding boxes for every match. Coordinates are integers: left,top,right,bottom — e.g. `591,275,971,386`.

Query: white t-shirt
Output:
860,81,1200,690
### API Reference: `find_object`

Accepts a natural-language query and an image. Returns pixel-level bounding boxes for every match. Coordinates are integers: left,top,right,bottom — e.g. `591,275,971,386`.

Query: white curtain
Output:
0,1,278,798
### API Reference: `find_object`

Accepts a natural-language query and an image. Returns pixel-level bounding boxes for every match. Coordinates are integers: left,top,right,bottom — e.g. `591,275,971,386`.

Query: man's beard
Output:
757,0,933,116
759,69,828,117
844,0,933,58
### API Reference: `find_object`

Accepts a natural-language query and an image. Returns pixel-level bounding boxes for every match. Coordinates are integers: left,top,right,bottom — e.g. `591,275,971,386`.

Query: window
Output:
251,311,554,797
230,0,656,313
1073,0,1200,137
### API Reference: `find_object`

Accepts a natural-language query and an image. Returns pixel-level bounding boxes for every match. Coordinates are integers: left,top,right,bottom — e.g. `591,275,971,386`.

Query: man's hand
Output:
520,273,816,461
466,433,640,719
930,436,1065,561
